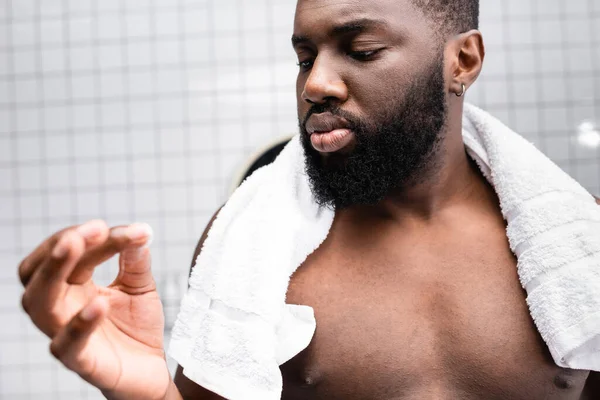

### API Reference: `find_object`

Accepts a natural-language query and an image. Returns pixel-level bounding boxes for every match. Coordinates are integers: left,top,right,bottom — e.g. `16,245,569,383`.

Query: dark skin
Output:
15,0,599,398
175,0,600,399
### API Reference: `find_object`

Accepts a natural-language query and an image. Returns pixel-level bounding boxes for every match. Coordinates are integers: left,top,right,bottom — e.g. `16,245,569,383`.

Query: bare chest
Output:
281,221,589,400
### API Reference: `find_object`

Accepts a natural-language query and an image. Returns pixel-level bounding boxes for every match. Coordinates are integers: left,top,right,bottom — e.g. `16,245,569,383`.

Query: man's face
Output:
293,0,450,209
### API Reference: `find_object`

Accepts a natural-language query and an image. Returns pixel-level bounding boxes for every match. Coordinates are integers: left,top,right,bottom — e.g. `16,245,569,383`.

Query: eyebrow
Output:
291,18,388,48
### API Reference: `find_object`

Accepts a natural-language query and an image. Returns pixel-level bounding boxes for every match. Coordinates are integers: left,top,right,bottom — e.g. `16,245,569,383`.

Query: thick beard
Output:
299,54,448,210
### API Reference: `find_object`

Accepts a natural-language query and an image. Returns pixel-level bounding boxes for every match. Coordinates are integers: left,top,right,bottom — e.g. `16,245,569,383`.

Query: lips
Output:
305,113,356,153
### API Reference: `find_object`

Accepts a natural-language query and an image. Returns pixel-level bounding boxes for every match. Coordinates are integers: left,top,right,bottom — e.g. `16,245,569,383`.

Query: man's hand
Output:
18,220,173,400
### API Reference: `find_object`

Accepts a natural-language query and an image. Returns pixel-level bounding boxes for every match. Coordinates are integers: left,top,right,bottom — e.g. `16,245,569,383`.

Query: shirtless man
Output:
17,0,600,399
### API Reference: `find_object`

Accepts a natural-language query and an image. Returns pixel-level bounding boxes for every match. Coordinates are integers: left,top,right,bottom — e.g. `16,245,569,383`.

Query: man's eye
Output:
297,60,314,71
349,50,380,61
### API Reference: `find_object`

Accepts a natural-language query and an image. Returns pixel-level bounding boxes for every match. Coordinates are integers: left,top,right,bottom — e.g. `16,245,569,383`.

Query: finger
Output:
68,223,152,285
19,220,109,287
21,231,87,336
111,224,155,294
18,229,65,286
50,295,109,376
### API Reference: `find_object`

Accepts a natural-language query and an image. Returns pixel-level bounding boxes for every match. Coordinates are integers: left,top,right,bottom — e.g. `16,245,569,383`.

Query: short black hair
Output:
412,0,479,37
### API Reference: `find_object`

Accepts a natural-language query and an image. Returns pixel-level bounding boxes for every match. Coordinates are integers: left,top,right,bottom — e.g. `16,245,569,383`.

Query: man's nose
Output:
301,57,348,105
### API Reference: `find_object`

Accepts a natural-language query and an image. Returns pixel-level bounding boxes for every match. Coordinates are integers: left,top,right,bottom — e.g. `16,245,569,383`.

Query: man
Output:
17,0,600,399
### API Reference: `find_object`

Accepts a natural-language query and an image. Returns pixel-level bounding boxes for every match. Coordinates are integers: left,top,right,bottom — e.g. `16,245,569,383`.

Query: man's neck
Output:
338,127,492,225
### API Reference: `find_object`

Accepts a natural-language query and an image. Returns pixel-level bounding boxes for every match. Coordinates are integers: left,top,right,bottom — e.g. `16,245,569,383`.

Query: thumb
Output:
114,224,155,294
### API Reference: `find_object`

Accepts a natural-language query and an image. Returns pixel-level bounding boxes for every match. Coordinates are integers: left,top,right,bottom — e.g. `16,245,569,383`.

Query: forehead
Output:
294,0,428,34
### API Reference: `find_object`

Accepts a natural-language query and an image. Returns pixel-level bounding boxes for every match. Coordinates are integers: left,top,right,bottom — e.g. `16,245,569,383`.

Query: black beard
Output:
299,55,448,210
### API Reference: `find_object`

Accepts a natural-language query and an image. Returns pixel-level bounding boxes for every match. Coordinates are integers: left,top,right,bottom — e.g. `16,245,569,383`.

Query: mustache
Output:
301,103,359,131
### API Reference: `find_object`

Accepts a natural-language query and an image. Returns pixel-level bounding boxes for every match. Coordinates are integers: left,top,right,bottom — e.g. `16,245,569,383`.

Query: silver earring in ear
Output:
455,83,466,97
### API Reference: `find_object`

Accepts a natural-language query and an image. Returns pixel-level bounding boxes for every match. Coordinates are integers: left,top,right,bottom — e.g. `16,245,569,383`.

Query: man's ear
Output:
447,29,485,95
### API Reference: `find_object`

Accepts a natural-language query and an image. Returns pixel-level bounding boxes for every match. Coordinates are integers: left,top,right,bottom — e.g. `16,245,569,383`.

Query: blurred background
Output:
0,0,599,398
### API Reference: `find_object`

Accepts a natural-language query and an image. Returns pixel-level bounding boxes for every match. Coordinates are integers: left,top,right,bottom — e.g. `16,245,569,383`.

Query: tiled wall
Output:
0,0,598,398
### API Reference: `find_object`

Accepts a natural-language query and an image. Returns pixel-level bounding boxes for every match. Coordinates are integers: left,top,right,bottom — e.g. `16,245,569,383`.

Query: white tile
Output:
163,216,192,242
100,102,127,128
214,35,240,64
184,37,212,64
71,75,96,99
270,2,295,30
513,108,540,134
16,135,42,162
70,46,95,71
39,1,64,17
128,70,155,96
68,0,94,14
10,0,35,19
129,100,155,126
155,10,181,36
160,156,187,184
575,162,600,189
11,21,36,47
540,76,567,103
0,136,11,163
42,76,68,102
14,79,39,104
242,31,270,61
98,43,124,69
69,17,93,44
163,186,190,214
0,368,27,395
212,0,240,33
99,73,126,98
47,191,74,219
18,194,45,221
19,223,47,251
39,19,65,45
104,189,131,216
0,222,17,252
97,15,123,40
216,121,246,150
186,94,216,123
126,41,153,67
130,129,157,156
126,14,153,38
103,159,130,185
41,47,66,72
538,48,565,74
0,282,23,310
506,0,534,17
12,50,37,75
242,64,274,89
158,128,186,153
132,158,159,184
536,19,562,45
157,98,185,124
100,132,128,157
46,163,71,189
134,187,161,214
155,69,184,95
76,191,102,217
190,153,217,182
45,134,71,162
192,182,220,211
541,107,570,133
72,104,97,129
16,165,42,191
155,39,182,66
566,47,593,73
183,7,210,35
74,162,101,188
0,110,10,136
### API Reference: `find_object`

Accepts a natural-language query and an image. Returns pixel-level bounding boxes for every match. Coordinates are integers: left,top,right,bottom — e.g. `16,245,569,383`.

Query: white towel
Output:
169,103,600,400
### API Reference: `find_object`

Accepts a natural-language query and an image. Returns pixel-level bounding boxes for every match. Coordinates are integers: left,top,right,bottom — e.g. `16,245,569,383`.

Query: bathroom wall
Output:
0,0,598,398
